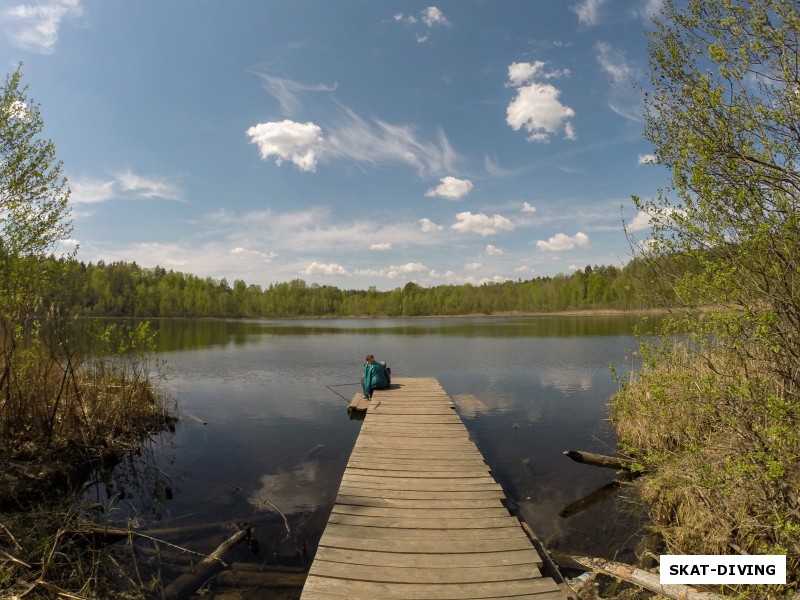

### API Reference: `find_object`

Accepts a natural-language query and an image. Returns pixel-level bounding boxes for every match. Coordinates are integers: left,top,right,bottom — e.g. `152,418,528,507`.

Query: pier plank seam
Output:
302,377,567,599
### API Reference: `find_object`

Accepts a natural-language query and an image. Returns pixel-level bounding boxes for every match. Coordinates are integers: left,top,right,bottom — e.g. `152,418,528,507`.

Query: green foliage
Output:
38,258,670,319
0,65,72,331
614,1,800,595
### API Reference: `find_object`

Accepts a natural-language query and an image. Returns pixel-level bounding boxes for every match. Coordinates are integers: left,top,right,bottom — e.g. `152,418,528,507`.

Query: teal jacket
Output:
363,362,389,396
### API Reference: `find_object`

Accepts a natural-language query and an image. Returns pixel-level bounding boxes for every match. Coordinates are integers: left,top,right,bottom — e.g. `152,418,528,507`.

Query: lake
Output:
90,314,657,596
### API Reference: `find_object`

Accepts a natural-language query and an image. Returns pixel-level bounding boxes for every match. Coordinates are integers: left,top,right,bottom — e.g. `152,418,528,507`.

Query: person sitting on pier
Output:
361,354,390,399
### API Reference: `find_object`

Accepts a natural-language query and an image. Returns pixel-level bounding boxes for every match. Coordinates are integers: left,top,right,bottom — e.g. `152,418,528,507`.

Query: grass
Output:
0,318,176,598
611,333,800,598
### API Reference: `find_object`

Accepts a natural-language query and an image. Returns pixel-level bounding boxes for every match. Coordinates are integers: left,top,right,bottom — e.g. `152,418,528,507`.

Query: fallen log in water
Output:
569,554,728,600
563,450,635,471
161,523,250,600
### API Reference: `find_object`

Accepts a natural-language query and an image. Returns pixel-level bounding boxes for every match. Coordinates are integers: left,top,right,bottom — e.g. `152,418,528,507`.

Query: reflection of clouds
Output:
539,368,592,393
452,393,512,417
249,460,335,514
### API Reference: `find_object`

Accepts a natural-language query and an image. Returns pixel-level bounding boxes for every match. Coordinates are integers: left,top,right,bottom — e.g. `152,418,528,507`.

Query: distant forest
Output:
39,256,673,319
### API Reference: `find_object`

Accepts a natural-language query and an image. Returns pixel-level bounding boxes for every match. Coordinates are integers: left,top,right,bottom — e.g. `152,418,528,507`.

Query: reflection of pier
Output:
302,377,567,599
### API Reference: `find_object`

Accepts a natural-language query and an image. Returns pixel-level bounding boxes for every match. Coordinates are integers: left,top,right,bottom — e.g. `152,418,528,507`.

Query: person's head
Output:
365,354,375,363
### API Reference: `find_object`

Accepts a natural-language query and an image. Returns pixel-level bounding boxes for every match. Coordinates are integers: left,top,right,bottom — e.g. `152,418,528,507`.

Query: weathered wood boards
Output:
303,377,566,599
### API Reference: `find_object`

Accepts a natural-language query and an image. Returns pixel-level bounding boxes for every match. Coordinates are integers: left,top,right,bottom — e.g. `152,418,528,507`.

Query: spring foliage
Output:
616,1,800,595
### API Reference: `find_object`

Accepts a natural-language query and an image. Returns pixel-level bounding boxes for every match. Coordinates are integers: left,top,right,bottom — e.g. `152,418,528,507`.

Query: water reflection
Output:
87,314,658,597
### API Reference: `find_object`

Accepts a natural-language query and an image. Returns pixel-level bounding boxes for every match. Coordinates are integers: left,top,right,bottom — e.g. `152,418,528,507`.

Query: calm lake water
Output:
91,314,658,595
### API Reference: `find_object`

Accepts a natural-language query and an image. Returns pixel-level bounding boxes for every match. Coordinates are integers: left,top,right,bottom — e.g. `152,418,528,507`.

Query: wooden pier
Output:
301,377,567,599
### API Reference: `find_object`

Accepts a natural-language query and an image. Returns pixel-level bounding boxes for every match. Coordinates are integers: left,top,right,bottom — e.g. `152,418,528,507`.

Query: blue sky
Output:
2,0,666,291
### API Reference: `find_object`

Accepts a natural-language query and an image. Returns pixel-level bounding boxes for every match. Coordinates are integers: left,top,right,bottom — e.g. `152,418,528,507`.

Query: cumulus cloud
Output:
70,171,183,203
246,120,324,172
419,218,444,233
370,242,392,250
638,153,658,165
3,0,82,54
627,211,652,232
521,202,536,213
301,261,350,277
422,6,448,27
452,211,515,237
536,231,590,251
485,244,503,256
572,0,606,26
465,262,482,271
357,262,428,279
425,176,473,200
506,61,576,143
395,6,449,43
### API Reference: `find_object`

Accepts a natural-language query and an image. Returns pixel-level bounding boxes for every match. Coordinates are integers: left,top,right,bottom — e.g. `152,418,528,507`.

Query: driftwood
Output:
161,523,250,600
570,554,729,600
518,520,579,600
563,450,635,471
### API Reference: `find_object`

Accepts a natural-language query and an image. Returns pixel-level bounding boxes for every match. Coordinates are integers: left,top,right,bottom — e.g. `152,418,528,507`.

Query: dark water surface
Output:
91,315,658,593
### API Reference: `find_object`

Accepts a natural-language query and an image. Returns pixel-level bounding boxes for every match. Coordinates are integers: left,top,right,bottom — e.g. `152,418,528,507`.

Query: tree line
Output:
42,257,666,319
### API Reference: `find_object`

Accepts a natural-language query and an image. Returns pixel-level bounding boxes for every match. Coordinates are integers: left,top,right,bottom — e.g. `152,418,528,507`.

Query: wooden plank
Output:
302,577,563,599
317,534,539,556
330,505,512,519
308,560,543,584
311,547,542,569
318,522,526,541
302,377,565,600
334,494,505,509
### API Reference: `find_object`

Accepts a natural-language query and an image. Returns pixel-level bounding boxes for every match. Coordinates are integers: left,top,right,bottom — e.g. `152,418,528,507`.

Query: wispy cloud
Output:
252,71,337,116
595,41,643,121
572,0,607,26
2,0,82,54
506,61,576,143
70,170,184,203
248,106,460,177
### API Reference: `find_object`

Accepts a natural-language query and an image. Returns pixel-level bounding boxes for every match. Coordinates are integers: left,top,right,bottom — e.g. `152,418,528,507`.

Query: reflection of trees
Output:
81,431,178,527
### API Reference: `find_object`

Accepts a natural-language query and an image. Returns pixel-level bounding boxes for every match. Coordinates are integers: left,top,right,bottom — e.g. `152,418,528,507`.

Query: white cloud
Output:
115,170,184,201
70,171,183,203
301,261,350,277
425,176,473,200
595,42,642,121
485,244,503,256
638,153,658,165
246,120,324,172
627,211,652,232
536,231,590,251
633,0,664,20
506,62,575,143
229,247,276,260
325,106,459,178
521,202,536,213
452,212,515,237
572,0,606,26
419,218,444,233
370,242,392,250
465,262,482,271
422,6,448,27
253,72,337,116
393,12,416,24
3,0,82,54
358,262,429,279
